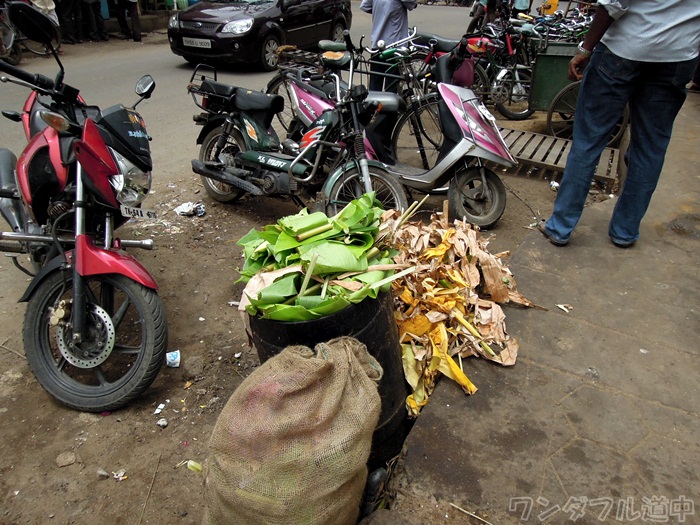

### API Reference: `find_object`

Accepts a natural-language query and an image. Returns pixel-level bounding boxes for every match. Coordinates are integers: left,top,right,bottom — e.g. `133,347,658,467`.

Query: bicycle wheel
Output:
547,81,630,147
470,63,490,104
22,35,56,56
265,72,296,137
391,93,442,170
494,67,535,120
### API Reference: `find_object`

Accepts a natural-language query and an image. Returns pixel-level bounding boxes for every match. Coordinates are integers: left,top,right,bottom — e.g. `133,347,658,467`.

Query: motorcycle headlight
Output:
222,19,253,34
168,14,179,29
109,150,151,207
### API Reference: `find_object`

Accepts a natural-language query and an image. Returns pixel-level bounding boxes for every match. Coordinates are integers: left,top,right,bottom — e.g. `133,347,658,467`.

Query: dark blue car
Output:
168,0,352,71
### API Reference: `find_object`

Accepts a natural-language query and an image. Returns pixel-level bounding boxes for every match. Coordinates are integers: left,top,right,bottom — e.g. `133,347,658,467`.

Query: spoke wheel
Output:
547,81,630,147
494,67,535,120
392,93,442,170
199,127,247,202
470,63,490,104
266,73,296,136
23,272,167,412
326,167,408,216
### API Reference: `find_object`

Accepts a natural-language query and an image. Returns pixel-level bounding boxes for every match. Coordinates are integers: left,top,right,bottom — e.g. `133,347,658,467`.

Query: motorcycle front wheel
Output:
448,167,506,229
23,272,168,412
325,167,409,216
199,127,247,202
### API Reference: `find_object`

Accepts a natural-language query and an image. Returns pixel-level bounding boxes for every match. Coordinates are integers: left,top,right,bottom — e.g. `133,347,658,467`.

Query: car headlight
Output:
109,150,152,207
222,19,253,34
168,14,179,29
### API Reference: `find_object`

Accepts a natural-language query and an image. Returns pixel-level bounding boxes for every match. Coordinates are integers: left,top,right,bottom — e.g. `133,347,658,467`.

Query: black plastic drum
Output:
248,291,412,469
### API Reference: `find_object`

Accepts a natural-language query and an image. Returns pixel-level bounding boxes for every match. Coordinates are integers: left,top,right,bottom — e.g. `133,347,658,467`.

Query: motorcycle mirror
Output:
7,1,59,47
135,75,156,98
133,75,156,109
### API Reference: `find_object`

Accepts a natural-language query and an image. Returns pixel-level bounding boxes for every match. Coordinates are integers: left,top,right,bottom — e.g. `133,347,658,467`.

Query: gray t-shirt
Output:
360,0,417,48
599,0,700,62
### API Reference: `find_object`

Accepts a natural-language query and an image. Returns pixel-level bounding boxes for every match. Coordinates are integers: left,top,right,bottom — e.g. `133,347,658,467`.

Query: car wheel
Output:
330,22,345,42
259,34,280,71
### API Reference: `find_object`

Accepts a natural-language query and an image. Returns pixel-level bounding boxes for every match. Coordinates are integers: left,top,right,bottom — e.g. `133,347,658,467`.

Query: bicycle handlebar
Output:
364,27,419,56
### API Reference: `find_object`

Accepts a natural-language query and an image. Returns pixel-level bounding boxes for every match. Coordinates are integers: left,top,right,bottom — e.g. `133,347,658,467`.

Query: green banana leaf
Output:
237,192,411,321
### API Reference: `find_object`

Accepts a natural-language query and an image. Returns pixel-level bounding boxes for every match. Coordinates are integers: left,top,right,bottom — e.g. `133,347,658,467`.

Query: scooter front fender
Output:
18,236,158,303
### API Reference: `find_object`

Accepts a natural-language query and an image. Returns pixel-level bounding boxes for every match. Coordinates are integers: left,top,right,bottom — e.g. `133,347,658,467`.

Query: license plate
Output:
121,205,157,219
183,37,211,49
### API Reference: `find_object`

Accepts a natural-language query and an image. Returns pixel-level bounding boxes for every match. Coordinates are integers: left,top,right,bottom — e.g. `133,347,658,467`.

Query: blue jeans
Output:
544,45,697,245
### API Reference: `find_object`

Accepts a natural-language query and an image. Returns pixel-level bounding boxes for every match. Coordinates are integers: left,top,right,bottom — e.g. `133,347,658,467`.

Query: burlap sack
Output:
204,336,383,525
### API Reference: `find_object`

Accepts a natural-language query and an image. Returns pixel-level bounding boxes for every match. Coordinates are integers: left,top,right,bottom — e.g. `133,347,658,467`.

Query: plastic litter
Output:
112,469,127,481
174,202,206,216
166,350,181,367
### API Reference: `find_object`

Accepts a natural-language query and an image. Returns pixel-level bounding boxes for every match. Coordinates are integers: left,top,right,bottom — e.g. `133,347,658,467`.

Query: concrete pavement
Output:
389,93,699,523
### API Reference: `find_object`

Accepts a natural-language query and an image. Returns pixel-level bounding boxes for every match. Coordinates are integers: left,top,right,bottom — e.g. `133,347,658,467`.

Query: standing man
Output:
360,0,417,92
539,0,700,248
510,0,530,19
116,0,141,43
58,0,82,44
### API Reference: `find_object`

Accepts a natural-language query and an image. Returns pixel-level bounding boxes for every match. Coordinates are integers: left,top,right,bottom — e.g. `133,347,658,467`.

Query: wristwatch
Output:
577,42,592,57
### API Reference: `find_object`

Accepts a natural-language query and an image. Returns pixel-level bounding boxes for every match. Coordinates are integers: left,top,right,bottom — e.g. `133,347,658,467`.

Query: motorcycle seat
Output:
234,88,285,114
199,79,236,99
413,32,460,53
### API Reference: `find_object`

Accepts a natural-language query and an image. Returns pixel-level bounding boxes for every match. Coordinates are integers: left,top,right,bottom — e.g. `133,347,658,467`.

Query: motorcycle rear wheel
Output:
448,167,506,229
23,272,168,412
199,127,247,202
325,167,408,216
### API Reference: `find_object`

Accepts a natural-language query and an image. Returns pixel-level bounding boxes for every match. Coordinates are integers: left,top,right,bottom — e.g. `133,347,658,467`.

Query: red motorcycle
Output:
0,1,167,412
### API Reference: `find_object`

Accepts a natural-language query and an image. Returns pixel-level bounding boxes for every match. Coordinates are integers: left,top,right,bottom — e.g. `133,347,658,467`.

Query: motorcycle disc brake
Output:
56,303,116,368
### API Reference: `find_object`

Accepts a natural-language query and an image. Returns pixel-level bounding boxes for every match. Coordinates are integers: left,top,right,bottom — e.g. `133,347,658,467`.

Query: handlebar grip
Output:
0,60,55,90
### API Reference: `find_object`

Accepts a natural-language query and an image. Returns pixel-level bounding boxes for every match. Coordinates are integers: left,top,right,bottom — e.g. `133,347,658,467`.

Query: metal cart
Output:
497,42,629,190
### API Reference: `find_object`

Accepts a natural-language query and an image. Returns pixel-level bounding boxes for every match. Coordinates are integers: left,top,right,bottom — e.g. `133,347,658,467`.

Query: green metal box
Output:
529,42,578,112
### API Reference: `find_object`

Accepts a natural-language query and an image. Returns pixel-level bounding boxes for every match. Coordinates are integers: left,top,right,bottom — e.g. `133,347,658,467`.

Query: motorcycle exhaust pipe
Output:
0,231,154,250
192,160,263,196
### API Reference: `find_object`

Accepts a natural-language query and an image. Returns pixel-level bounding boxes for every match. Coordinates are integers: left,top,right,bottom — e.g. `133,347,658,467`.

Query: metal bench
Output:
500,127,621,190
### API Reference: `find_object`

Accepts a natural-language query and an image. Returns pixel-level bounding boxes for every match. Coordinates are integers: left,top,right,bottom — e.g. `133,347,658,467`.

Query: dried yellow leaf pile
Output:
382,208,535,416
